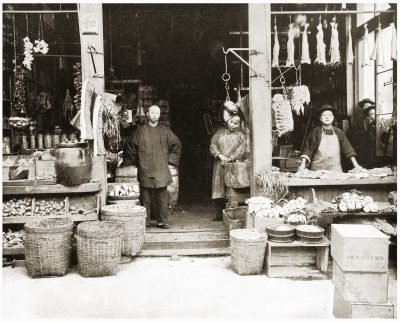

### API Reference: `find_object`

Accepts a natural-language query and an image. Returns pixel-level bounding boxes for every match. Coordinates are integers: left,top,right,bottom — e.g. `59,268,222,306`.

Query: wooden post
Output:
78,3,105,94
248,4,272,196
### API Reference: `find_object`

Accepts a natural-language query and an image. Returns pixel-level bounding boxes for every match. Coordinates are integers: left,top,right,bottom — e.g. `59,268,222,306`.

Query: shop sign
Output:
80,4,99,35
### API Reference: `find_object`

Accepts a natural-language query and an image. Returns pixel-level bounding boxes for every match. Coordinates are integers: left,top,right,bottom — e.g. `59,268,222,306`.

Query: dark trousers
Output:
141,186,169,225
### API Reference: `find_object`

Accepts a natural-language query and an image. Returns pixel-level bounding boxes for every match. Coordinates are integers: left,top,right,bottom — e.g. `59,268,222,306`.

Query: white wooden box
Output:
331,224,389,272
333,287,394,319
332,260,388,303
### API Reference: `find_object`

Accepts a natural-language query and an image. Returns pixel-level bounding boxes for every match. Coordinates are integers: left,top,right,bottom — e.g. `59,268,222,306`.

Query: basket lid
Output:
24,218,73,234
101,204,146,217
77,221,124,238
230,229,267,240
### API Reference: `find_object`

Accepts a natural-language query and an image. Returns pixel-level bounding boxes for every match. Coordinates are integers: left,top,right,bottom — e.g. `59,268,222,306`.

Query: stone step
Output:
137,247,231,257
143,229,230,250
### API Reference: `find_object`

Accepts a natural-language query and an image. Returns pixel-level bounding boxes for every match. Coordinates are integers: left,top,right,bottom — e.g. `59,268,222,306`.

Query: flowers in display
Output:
22,36,49,70
22,37,34,70
33,39,49,54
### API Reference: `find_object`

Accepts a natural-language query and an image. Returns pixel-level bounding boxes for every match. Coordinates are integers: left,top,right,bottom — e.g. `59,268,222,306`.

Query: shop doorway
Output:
104,4,248,211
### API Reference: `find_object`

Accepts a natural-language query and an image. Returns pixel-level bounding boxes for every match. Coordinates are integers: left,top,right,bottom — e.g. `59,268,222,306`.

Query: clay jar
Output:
55,142,92,185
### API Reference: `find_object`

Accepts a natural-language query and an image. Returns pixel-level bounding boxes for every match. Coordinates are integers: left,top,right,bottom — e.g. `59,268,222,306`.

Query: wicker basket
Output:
77,221,124,277
230,229,267,275
24,218,73,278
100,204,146,256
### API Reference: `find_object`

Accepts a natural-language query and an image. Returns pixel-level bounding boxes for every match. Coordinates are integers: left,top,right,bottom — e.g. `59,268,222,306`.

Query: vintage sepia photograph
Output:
1,1,398,319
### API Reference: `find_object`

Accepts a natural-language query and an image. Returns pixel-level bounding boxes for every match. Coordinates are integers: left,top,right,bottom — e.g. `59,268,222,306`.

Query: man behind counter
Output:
298,104,363,172
123,105,181,229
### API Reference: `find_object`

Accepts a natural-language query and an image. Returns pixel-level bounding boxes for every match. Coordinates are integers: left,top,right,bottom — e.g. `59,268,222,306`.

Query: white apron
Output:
311,129,343,172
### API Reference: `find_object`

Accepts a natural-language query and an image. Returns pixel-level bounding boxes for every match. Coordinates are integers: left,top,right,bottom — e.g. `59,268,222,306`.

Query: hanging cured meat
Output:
391,22,397,61
79,80,95,140
361,24,371,67
93,95,106,156
347,18,354,64
272,24,280,67
329,20,341,64
370,23,384,68
301,23,311,64
314,22,326,65
286,23,296,67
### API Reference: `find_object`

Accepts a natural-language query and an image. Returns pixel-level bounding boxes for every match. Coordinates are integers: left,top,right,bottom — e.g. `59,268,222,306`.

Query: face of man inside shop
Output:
147,105,161,124
320,110,334,126
227,116,241,132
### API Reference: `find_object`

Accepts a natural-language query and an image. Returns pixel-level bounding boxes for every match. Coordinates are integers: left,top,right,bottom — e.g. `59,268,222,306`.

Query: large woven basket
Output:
77,221,124,277
24,218,73,278
101,204,146,256
230,229,267,275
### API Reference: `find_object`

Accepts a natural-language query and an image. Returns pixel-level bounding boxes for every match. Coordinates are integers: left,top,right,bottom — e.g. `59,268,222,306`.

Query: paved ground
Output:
2,256,396,319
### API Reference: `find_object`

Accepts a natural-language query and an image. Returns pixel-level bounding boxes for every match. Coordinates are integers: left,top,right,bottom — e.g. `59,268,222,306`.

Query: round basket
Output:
24,218,73,278
230,229,267,275
101,204,147,257
77,221,124,277
295,225,325,238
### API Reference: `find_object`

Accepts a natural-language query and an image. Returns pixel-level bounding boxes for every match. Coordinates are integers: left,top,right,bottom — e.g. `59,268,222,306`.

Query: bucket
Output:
167,165,179,207
230,229,267,275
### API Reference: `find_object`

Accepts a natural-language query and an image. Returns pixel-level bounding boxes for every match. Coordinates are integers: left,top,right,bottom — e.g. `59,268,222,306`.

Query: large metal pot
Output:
55,142,92,185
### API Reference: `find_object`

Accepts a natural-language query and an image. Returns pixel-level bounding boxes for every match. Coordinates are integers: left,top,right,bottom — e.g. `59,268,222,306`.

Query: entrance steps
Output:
137,229,231,257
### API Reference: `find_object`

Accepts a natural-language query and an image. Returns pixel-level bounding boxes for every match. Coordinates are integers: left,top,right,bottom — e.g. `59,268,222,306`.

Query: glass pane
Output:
376,114,395,157
376,69,393,114
376,26,394,73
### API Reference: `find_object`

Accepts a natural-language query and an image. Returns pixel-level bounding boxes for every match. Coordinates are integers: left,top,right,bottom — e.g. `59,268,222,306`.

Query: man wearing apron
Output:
298,105,363,172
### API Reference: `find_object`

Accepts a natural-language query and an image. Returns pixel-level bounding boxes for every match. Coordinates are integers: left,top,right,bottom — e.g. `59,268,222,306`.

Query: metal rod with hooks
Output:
270,10,395,15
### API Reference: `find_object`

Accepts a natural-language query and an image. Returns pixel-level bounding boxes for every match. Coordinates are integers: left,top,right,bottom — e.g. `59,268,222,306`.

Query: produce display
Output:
33,199,65,216
3,229,24,248
108,183,140,197
286,213,307,225
388,191,397,206
8,117,30,129
2,198,33,217
16,158,36,167
333,189,378,213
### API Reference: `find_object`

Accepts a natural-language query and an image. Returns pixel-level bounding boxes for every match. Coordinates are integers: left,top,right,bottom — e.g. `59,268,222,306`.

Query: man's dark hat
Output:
317,104,337,115
358,98,375,109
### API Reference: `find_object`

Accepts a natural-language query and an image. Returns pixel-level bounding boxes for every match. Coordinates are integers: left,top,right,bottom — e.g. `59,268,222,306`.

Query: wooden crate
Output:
222,206,247,235
332,260,389,303
35,160,56,178
225,187,250,208
265,238,330,279
331,224,389,272
333,288,394,319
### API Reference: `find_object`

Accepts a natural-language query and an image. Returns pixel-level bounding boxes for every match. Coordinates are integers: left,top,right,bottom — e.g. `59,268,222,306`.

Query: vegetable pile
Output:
108,183,140,197
3,198,33,217
333,189,378,213
3,229,24,248
33,199,65,216
16,158,36,167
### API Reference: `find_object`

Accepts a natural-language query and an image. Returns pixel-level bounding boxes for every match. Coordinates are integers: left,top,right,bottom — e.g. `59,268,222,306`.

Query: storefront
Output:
2,3,397,270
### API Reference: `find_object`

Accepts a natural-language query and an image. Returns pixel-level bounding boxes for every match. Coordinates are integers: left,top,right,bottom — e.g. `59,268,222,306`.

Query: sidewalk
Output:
2,256,337,319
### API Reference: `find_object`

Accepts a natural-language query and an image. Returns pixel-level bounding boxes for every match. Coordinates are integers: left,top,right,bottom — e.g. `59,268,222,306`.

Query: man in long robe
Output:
123,105,181,229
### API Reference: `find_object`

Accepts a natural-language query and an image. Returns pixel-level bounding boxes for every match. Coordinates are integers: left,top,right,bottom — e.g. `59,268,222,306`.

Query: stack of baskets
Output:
24,218,73,278
230,229,267,275
100,204,147,257
76,221,124,277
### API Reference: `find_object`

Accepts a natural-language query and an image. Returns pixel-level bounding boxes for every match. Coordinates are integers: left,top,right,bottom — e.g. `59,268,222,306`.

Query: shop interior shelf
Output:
2,212,99,224
3,181,102,195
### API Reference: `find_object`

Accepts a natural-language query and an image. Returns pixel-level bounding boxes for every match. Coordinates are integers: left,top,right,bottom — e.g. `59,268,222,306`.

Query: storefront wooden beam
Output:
248,4,272,196
78,4,105,94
